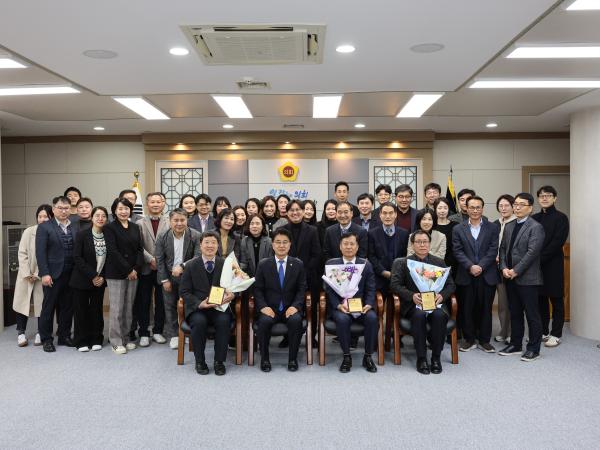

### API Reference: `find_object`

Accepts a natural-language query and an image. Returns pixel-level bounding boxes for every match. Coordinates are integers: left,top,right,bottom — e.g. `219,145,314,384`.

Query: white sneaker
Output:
112,345,127,354
139,336,150,347
544,336,561,347
91,345,102,351
494,335,505,343
17,334,28,347
34,333,42,346
153,333,167,344
542,334,550,342
125,342,137,351
78,346,90,352
169,337,179,349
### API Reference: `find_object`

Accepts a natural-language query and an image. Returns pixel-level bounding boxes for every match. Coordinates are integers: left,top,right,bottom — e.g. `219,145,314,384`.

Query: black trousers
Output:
72,287,105,347
506,281,542,353
461,277,495,344
136,271,165,336
257,312,303,361
39,270,73,342
16,313,39,334
538,296,564,338
188,309,231,363
407,308,448,359
332,309,378,355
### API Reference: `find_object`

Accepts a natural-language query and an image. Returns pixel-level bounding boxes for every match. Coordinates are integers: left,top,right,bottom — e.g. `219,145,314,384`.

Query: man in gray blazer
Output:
499,192,545,362
155,208,202,348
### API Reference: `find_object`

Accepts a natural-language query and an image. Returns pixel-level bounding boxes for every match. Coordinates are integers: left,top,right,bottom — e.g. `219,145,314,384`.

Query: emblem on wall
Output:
278,161,299,182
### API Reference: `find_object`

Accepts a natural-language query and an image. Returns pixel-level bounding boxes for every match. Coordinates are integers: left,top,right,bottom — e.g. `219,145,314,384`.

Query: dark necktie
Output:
278,259,285,312
205,260,214,273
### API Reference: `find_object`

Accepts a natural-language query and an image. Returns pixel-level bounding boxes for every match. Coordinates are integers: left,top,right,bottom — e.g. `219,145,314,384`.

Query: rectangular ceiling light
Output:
312,95,343,118
507,46,600,58
211,95,253,118
396,93,443,118
567,0,600,10
0,85,79,96
470,80,600,88
113,97,170,120
0,58,26,69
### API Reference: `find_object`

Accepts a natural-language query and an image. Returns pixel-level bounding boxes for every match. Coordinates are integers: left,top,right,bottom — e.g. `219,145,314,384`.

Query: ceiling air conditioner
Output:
182,24,325,65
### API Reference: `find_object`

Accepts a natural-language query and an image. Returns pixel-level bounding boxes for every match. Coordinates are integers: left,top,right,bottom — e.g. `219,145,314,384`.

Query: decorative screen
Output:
373,165,418,208
160,168,204,212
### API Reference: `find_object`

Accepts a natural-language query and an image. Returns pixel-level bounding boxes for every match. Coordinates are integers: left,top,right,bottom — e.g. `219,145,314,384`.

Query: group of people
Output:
12,180,569,376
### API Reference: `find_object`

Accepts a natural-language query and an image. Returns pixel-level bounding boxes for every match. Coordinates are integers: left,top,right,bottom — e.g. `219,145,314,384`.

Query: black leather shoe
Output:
362,355,377,373
260,359,272,372
278,337,289,348
287,360,298,372
350,336,358,349
195,361,209,375
417,357,430,375
43,341,56,353
430,357,442,374
339,355,352,373
214,361,226,376
57,337,75,347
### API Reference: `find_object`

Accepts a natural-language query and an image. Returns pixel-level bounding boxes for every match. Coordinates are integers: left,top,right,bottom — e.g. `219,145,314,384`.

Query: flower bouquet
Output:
216,253,255,312
322,264,365,317
406,259,450,313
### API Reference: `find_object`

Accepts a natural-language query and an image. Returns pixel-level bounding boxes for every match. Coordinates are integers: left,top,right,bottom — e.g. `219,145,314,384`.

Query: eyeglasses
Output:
396,195,412,200
467,206,482,211
55,206,70,211
414,240,429,245
538,194,554,199
513,202,530,208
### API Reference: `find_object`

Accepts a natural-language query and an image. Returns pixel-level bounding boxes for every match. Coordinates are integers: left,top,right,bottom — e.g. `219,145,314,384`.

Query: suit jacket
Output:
282,222,321,275
367,225,409,289
499,217,545,286
35,218,79,279
179,256,226,319
390,254,456,318
324,257,376,314
188,214,215,233
70,228,106,290
239,235,273,277
407,230,447,260
395,206,418,232
452,219,500,286
323,223,368,261
103,220,144,279
253,256,306,313
352,213,380,232
155,228,202,283
217,232,241,260
138,215,170,275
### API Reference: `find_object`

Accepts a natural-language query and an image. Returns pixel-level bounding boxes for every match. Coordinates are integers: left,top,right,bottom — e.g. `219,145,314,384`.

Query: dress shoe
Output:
214,361,226,376
278,337,289,348
416,357,430,375
362,354,377,373
196,361,209,375
287,360,299,372
260,359,272,372
57,337,75,347
43,341,56,353
339,355,352,373
430,357,442,374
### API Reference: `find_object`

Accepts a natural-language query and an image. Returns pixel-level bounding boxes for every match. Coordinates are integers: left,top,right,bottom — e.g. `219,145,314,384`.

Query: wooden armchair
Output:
392,294,459,365
318,291,385,366
176,296,243,366
247,292,313,366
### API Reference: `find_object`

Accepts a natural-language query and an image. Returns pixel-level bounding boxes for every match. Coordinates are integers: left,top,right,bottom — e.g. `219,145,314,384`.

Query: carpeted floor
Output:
0,319,599,450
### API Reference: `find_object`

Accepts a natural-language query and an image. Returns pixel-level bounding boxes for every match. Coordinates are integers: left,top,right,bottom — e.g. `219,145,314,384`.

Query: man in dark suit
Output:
156,208,202,349
499,192,545,362
36,196,79,352
254,228,306,372
352,193,377,231
394,184,418,232
372,184,393,222
179,231,235,375
323,201,368,260
333,181,360,218
325,232,378,373
188,193,215,233
452,196,500,353
390,230,456,374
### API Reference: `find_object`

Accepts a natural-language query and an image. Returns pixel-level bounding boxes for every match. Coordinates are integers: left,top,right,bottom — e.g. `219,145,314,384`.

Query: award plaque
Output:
421,291,436,312
208,286,226,305
347,297,363,314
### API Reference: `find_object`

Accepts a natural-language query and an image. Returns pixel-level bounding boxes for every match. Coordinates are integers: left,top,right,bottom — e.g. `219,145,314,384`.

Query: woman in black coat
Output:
70,206,109,352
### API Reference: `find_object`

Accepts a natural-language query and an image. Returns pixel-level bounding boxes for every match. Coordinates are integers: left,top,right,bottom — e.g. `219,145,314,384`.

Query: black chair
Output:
318,291,385,366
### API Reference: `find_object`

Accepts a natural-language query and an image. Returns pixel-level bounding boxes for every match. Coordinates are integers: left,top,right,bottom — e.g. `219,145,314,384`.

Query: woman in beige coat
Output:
13,204,53,347
407,208,447,260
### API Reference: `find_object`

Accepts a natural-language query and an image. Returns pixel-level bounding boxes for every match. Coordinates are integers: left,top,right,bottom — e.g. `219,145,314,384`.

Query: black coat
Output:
104,220,144,279
179,256,226,319
70,228,106,290
323,222,368,260
282,222,321,275
532,206,569,297
367,225,409,290
254,257,306,312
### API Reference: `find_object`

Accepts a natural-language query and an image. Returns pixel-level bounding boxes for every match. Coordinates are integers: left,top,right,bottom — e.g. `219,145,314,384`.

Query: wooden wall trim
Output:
521,165,570,192
435,132,569,140
1,135,142,144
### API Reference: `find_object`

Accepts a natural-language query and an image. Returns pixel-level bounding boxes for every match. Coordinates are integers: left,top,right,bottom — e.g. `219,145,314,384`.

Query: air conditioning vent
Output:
283,123,305,129
236,78,271,90
182,24,325,65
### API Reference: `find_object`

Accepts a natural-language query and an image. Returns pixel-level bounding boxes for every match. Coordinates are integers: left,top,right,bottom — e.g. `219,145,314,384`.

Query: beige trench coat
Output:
12,225,43,317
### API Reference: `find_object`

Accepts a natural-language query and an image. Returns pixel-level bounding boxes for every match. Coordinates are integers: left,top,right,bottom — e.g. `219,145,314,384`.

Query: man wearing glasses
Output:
394,184,418,232
498,193,545,362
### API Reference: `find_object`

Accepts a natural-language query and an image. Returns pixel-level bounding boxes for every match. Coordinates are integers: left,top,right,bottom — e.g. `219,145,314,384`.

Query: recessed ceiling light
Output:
410,43,445,54
83,49,118,59
507,46,600,59
222,124,234,129
313,95,343,118
470,80,600,88
354,123,366,128
0,85,80,96
169,47,190,56
212,95,253,118
567,0,600,10
0,58,26,69
231,142,236,145
284,141,290,144
396,93,443,117
336,44,356,53
93,126,105,131
113,97,170,120
486,122,498,128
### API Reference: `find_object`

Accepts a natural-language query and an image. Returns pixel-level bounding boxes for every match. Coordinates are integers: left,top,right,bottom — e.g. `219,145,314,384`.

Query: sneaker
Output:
542,334,550,342
78,346,90,352
478,342,496,353
521,350,540,362
17,334,28,347
91,345,102,351
125,342,137,351
34,333,42,346
498,344,522,356
169,337,179,349
112,345,127,355
494,335,505,343
139,336,150,347
459,341,476,352
152,334,167,344
544,336,561,347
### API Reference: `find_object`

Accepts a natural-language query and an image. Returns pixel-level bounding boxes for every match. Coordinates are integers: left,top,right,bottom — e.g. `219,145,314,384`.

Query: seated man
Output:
179,231,235,376
254,228,306,372
324,232,378,373
390,230,456,375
